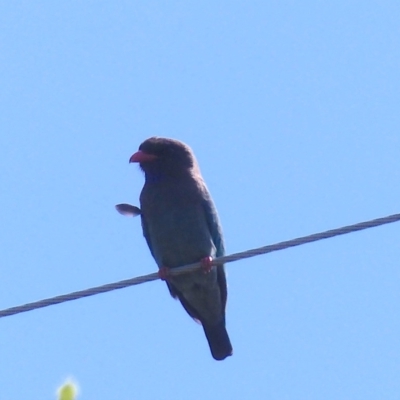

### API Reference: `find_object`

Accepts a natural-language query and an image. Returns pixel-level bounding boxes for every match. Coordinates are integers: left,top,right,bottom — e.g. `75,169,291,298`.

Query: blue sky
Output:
1,2,400,399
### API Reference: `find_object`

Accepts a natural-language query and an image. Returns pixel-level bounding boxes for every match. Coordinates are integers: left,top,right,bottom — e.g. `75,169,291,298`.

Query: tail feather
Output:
203,321,233,361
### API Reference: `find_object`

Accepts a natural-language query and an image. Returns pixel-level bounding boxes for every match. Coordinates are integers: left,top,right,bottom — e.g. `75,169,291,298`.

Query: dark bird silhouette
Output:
119,137,232,360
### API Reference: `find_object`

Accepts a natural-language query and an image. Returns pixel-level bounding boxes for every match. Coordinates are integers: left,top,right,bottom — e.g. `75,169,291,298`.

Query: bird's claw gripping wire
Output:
201,256,213,273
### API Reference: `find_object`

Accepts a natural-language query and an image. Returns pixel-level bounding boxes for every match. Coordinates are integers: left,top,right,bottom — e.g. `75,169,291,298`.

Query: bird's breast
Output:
141,183,215,268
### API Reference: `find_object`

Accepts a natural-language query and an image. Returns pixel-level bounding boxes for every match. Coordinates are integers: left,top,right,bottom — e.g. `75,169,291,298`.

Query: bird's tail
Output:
203,321,233,361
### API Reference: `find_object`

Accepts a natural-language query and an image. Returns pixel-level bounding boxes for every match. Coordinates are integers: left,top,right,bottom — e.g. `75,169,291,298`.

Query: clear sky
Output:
1,2,400,399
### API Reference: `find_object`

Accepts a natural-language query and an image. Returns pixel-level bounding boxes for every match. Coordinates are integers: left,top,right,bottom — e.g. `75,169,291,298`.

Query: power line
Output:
1,212,399,319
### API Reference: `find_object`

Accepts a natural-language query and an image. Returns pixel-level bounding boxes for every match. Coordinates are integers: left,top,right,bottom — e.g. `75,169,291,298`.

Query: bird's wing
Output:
202,193,225,258
175,193,228,321
202,193,228,311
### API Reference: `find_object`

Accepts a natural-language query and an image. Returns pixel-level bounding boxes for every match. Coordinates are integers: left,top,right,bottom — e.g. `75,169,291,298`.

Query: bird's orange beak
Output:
129,151,157,163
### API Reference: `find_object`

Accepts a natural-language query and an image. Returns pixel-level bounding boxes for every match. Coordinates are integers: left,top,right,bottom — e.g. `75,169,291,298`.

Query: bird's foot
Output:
158,266,170,281
200,256,213,273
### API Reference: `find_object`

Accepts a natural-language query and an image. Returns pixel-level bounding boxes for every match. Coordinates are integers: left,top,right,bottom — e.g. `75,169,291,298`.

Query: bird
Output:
117,137,232,360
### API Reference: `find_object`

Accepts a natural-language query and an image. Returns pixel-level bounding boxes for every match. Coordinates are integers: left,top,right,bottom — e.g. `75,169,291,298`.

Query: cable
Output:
1,212,399,319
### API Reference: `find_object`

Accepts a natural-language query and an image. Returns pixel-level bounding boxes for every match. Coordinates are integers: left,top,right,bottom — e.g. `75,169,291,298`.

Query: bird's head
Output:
129,137,198,180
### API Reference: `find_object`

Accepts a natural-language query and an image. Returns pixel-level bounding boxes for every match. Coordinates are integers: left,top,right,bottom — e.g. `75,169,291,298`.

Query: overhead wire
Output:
1,212,399,319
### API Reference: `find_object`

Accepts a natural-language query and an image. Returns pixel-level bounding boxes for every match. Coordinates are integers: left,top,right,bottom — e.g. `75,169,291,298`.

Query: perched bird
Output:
118,137,232,360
